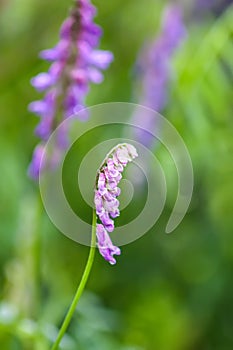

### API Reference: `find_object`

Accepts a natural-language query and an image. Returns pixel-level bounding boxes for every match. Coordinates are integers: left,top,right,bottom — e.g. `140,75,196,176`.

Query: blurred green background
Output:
0,0,233,349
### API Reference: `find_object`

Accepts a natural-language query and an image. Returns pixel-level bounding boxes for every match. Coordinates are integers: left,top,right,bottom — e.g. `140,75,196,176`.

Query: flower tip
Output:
126,143,138,159
108,247,121,265
109,260,116,266
39,49,56,61
28,100,45,115
90,50,114,70
31,73,53,91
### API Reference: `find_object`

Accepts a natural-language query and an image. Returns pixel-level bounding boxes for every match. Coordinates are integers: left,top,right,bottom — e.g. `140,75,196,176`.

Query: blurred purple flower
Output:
28,0,113,179
132,4,186,147
95,143,138,265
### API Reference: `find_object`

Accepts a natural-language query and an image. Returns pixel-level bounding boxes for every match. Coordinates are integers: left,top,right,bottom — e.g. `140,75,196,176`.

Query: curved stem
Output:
50,210,97,350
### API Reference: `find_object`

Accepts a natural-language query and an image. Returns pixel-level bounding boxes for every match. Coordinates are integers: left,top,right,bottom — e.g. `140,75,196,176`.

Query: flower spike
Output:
28,0,113,179
94,143,138,265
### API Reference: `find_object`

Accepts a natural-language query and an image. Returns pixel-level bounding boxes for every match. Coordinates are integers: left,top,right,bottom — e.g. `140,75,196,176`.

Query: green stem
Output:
32,194,43,319
50,210,97,350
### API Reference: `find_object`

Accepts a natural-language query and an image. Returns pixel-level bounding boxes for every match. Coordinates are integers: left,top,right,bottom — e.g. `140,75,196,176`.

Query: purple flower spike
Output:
132,4,186,147
28,0,113,180
94,143,138,264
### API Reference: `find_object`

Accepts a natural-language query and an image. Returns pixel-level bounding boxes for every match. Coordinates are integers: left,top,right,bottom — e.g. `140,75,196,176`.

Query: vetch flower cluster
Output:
138,4,186,111
28,0,113,179
94,144,138,265
132,4,186,147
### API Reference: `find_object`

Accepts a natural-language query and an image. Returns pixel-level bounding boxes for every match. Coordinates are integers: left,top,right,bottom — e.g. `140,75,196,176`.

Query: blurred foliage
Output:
0,0,233,349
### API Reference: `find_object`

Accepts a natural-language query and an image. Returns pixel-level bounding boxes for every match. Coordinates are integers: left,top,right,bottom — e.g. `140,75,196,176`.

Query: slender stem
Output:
50,210,97,350
31,194,43,319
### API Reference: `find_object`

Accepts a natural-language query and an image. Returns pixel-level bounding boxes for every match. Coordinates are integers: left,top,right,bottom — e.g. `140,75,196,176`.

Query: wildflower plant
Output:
2,0,229,345
28,0,113,179
27,1,194,349
50,143,138,349
27,1,118,347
